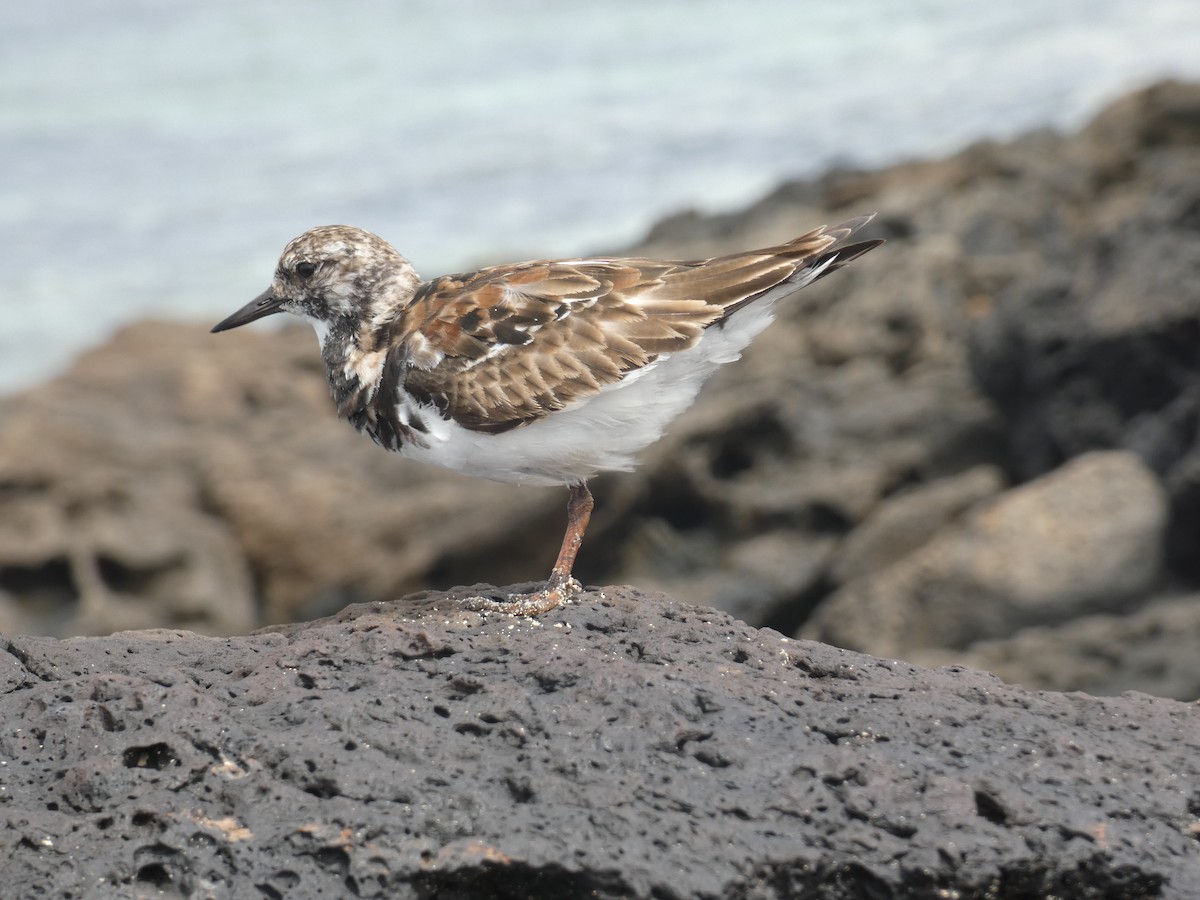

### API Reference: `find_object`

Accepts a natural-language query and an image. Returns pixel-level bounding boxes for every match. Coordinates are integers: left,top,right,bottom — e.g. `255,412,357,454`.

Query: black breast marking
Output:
370,344,431,450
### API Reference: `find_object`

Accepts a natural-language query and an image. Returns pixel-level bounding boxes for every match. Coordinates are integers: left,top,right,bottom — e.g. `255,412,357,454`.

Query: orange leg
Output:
463,482,593,616
547,482,594,588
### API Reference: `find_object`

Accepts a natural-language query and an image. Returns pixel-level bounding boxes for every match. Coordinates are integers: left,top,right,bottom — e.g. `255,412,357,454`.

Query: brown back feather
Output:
394,216,881,433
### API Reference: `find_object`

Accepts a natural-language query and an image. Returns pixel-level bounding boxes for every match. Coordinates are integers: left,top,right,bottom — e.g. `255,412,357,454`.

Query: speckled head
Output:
211,225,419,335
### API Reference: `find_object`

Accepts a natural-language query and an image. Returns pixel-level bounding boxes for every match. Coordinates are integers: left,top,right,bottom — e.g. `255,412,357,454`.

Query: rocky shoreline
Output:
2,80,1200,703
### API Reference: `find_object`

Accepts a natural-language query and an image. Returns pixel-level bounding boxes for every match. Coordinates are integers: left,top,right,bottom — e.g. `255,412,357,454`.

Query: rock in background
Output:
804,451,1168,657
2,81,1199,701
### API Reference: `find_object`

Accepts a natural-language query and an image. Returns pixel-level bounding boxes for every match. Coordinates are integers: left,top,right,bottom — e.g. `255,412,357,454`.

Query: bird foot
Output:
461,578,582,616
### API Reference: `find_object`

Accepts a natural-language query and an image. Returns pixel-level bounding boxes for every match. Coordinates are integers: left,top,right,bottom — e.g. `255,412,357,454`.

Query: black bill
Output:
211,287,287,333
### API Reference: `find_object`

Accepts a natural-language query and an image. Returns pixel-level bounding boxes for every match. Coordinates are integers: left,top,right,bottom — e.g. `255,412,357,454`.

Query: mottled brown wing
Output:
398,217,877,433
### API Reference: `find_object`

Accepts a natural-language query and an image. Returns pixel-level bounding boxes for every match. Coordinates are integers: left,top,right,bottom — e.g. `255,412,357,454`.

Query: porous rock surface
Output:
1,588,1198,899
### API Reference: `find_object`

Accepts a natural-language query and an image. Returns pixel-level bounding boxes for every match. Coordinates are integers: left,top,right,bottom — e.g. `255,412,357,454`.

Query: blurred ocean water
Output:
3,0,1200,393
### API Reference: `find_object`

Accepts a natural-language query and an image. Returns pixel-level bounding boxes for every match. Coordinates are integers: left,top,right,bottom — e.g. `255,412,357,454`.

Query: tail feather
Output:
794,212,883,285
716,214,882,321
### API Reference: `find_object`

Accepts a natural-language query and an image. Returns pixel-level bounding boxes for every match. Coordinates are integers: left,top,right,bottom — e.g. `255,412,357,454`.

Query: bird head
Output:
211,225,418,341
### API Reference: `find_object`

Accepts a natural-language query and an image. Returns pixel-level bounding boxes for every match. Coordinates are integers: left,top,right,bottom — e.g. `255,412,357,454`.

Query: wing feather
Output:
389,217,879,433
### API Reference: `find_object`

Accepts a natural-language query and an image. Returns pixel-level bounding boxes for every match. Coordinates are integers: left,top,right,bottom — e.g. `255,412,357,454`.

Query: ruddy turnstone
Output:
213,215,882,615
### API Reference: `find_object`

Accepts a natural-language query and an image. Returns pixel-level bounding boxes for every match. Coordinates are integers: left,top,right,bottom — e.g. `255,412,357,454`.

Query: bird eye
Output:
295,261,317,279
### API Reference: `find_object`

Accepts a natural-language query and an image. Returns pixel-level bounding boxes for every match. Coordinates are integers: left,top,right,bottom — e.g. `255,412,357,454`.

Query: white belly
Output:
397,300,778,486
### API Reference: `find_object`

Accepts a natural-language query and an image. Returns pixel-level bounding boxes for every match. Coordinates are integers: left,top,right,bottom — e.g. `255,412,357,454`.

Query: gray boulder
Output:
804,452,1167,657
921,593,1200,701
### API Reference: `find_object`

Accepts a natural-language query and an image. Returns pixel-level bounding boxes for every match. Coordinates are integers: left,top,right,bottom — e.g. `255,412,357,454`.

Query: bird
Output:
212,215,882,615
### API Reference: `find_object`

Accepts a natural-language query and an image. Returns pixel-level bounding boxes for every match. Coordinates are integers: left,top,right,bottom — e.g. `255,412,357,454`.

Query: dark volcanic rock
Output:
922,593,1200,701
967,80,1200,578
828,465,1005,585
1,588,1197,899
804,452,1168,658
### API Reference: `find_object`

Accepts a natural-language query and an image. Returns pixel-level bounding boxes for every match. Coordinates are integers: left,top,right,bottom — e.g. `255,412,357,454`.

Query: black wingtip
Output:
833,238,885,262
806,236,884,286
